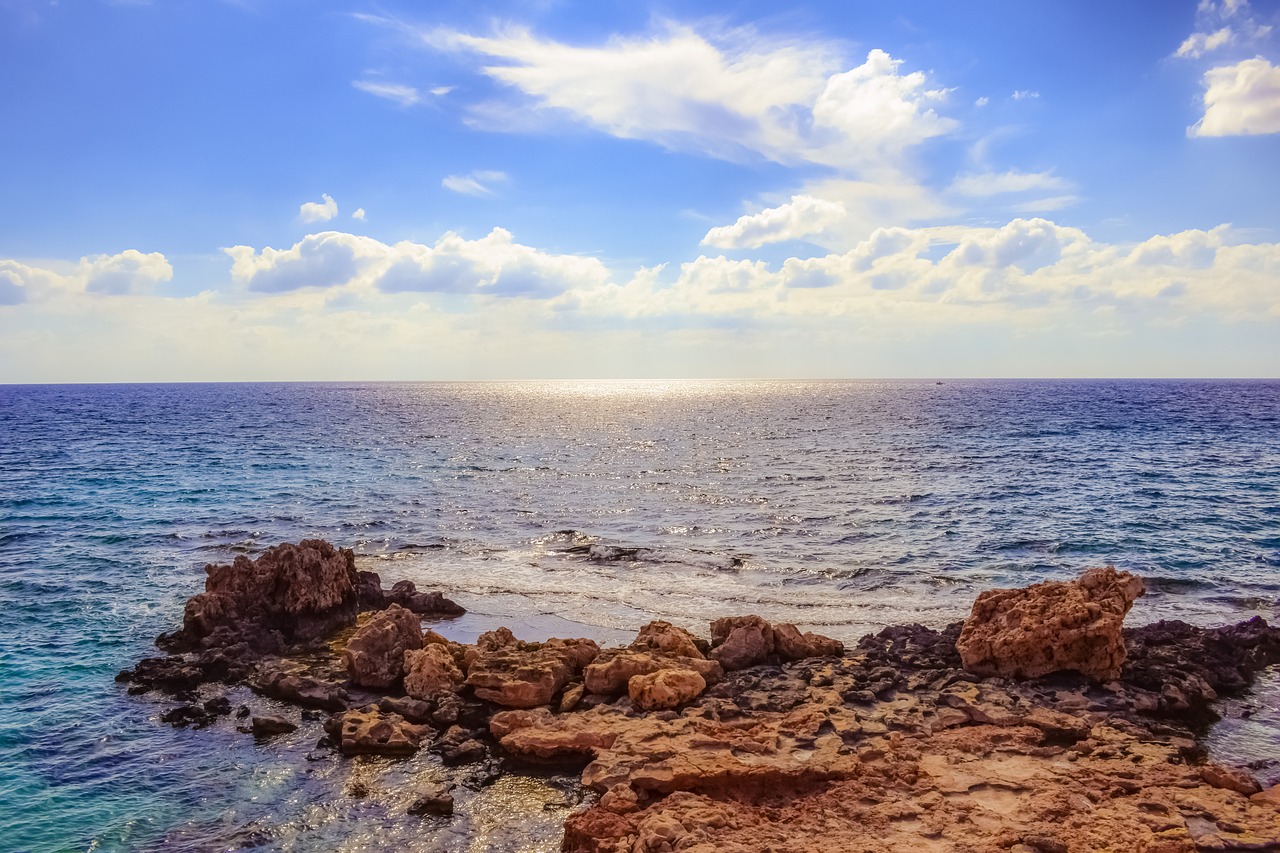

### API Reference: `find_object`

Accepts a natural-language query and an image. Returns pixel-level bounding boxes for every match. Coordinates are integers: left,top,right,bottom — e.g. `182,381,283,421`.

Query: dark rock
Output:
251,715,297,736
160,704,215,728
203,696,232,716
408,782,455,817
252,668,348,711
379,696,436,725
386,579,466,617
436,726,488,765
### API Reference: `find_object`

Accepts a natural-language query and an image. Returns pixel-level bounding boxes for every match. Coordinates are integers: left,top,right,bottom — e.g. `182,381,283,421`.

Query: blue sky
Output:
2,0,1278,380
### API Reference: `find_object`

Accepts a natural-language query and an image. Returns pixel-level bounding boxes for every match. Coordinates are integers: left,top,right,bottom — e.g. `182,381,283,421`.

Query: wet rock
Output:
628,668,707,711
326,707,430,756
342,603,423,688
1200,763,1262,796
957,566,1144,680
435,725,488,765
466,635,600,709
252,668,348,711
203,696,232,716
379,696,435,725
160,704,215,728
384,579,466,617
404,643,465,702
250,714,297,736
408,781,454,817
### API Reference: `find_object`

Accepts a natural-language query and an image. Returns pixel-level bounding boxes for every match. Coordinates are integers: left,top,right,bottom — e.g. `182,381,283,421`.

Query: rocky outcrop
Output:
628,668,706,711
465,630,600,709
343,604,423,688
774,622,844,661
404,643,466,702
956,566,1144,680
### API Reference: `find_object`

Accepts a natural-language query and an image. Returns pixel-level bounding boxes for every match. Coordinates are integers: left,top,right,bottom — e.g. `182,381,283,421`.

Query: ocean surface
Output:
1,379,1278,851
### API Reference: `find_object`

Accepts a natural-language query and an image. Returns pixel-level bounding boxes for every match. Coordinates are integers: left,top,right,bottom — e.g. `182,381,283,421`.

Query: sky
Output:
1,0,1279,381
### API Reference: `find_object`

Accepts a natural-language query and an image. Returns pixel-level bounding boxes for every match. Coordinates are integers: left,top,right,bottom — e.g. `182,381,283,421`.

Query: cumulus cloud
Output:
431,25,955,170
701,195,846,249
0,250,173,303
223,227,609,298
352,208,367,221
1189,57,1280,136
442,170,508,196
299,193,339,223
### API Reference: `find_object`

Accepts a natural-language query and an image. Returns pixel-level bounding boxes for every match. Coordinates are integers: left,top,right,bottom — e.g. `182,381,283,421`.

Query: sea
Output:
1,379,1278,852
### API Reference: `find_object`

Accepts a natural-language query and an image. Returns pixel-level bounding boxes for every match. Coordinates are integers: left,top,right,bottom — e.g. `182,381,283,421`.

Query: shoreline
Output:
118,540,1280,851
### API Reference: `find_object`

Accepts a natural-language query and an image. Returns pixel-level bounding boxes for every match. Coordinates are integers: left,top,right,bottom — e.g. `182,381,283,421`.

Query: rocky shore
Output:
119,541,1280,852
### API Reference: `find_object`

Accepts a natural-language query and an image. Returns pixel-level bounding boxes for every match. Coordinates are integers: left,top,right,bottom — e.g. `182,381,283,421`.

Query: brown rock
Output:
250,714,297,736
327,707,429,756
710,624,771,671
773,622,844,660
1200,763,1262,796
466,635,600,709
178,540,361,651
956,566,1144,680
342,604,423,688
252,667,348,711
408,781,454,817
631,621,704,659
584,650,723,696
404,643,465,702
628,668,707,711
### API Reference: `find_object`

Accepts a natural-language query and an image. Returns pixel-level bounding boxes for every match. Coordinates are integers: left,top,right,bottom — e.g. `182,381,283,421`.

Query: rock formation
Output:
343,603,423,688
956,565,1144,680
465,630,600,708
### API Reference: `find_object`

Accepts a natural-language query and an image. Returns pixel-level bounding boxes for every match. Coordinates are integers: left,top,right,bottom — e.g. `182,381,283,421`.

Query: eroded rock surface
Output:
343,603,423,688
957,566,1144,680
466,631,600,709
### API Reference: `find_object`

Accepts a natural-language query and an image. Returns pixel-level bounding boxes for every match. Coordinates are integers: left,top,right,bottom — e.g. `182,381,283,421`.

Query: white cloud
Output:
442,170,508,196
353,80,423,106
1189,57,1280,136
80,250,173,294
224,227,608,298
1176,26,1236,59
1011,89,1040,100
701,195,846,249
299,193,338,223
0,250,173,303
1010,195,1080,213
949,170,1070,197
1176,0,1272,59
352,208,367,221
432,25,955,171
974,96,989,107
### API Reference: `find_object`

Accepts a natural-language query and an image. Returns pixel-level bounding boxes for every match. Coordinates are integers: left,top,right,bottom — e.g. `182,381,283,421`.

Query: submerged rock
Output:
956,566,1144,680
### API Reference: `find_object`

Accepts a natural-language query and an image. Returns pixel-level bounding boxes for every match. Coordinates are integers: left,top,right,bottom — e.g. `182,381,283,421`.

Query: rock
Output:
956,566,1144,680
628,668,707,711
175,540,362,651
436,725,488,765
326,708,430,756
466,635,600,709
1200,763,1262,796
711,625,771,671
342,604,423,688
404,643,466,702
408,782,454,817
384,579,466,617
585,650,722,697
203,696,232,716
252,668,348,711
559,683,585,713
251,715,297,736
631,621,705,659
378,696,435,724
160,704,215,728
773,623,844,661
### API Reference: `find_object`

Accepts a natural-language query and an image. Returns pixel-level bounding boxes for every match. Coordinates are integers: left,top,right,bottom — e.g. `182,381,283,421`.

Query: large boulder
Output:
172,540,361,652
628,668,707,711
709,615,775,671
466,631,601,709
773,623,844,661
343,604,423,688
325,707,431,756
956,566,1144,680
404,643,466,702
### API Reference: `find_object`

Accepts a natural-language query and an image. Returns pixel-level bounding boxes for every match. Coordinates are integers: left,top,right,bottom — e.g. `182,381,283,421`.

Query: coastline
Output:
117,541,1280,852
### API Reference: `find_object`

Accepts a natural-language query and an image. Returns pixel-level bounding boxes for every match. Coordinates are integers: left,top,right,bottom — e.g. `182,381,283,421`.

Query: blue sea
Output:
2,380,1279,851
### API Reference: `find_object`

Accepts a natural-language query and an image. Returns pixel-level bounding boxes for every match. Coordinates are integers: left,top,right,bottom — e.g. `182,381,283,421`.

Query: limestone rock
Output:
343,604,423,688
956,566,1144,680
252,667,348,711
773,623,844,660
408,781,454,817
326,707,430,756
175,540,362,652
628,668,707,711
584,650,722,696
403,643,465,702
710,621,772,671
466,634,600,709
630,621,704,659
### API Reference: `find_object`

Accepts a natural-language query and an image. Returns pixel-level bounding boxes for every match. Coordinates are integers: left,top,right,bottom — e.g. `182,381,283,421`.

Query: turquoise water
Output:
1,380,1278,850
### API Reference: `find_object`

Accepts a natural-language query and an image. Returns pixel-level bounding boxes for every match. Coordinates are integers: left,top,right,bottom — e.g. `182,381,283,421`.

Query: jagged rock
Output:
957,566,1144,680
250,714,297,736
774,623,844,660
435,725,488,765
631,621,705,659
628,668,707,711
404,643,465,701
585,651,722,697
466,634,600,709
172,540,362,652
378,696,435,724
326,707,429,756
709,615,774,671
384,579,466,617
343,604,423,688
